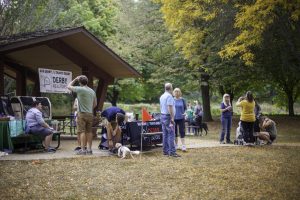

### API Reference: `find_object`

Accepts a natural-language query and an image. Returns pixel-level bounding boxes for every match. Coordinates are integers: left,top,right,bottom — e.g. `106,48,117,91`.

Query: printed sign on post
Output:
38,68,72,93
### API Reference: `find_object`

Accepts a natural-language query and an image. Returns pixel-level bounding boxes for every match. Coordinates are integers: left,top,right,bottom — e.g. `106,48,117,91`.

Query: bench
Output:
12,131,62,152
185,125,201,135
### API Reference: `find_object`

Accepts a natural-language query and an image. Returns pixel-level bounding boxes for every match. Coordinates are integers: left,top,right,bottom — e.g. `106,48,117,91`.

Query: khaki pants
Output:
77,112,93,134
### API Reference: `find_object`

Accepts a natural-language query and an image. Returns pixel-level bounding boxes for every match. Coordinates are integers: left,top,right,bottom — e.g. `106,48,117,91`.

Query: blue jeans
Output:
161,114,176,155
220,117,232,142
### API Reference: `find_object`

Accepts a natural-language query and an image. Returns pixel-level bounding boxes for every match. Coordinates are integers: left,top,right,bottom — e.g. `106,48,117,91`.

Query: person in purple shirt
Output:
220,94,233,144
173,88,187,151
25,100,55,153
101,106,125,151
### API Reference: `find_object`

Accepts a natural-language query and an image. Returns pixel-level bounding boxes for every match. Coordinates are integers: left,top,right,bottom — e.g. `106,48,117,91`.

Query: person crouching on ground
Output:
236,91,256,144
173,88,187,151
25,100,55,153
258,116,277,145
101,106,126,153
67,75,97,155
160,83,181,157
219,94,233,144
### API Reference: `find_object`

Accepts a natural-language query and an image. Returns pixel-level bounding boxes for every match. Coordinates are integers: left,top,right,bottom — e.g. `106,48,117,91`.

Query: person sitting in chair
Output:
25,100,55,153
101,106,126,152
258,116,277,145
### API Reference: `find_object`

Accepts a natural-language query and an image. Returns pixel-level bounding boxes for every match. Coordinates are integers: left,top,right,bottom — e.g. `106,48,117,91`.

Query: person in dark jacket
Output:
101,106,125,151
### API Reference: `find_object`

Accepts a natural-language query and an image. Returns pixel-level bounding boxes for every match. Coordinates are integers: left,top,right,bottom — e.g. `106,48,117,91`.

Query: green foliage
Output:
0,0,117,41
219,0,300,115
106,0,197,104
56,0,117,41
0,0,66,35
157,0,300,116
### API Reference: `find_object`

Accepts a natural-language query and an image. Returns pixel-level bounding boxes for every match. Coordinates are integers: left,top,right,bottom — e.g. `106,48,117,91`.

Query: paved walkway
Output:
0,137,298,161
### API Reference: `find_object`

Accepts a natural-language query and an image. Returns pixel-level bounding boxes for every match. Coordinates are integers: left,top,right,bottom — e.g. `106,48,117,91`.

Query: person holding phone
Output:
220,94,233,144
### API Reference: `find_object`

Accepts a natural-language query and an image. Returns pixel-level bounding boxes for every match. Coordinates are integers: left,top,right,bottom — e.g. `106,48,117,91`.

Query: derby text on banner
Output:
38,68,72,93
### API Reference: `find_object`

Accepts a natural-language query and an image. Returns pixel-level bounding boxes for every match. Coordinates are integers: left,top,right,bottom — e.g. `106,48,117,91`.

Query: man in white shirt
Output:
159,83,180,157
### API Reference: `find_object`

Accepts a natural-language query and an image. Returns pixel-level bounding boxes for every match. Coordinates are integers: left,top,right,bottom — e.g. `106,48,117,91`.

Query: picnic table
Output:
52,115,76,135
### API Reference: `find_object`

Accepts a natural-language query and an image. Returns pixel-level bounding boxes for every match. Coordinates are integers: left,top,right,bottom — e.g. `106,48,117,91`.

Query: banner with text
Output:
38,68,72,93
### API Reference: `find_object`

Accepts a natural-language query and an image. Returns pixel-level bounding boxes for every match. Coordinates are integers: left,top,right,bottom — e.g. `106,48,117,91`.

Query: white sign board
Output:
38,68,72,93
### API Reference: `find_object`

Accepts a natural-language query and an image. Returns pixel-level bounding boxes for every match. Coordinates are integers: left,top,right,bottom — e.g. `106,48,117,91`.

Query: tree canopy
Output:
156,0,300,116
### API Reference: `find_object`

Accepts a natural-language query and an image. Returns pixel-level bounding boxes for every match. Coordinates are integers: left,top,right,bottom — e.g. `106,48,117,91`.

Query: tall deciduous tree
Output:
220,0,300,116
107,0,196,105
155,0,245,121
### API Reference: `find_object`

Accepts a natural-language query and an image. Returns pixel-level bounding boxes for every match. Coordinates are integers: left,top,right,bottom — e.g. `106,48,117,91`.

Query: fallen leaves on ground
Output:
0,146,300,200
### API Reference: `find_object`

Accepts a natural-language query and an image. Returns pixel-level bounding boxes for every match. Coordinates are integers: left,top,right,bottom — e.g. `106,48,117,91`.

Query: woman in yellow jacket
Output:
236,91,256,143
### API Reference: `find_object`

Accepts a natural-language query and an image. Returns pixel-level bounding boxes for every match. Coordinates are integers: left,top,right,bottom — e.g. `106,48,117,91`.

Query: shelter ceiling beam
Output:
3,58,38,81
47,39,114,84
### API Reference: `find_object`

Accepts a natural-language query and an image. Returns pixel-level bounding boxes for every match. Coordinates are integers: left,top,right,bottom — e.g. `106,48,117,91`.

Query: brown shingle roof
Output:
0,27,79,47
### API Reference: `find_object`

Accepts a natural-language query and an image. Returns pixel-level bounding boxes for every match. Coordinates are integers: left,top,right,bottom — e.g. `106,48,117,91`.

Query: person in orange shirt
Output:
236,91,256,144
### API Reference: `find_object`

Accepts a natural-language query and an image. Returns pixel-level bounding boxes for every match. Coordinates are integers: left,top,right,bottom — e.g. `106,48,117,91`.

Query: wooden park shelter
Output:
0,26,141,110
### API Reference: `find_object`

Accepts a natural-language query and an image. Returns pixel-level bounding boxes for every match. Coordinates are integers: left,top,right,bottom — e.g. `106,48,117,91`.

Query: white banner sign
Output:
38,68,72,93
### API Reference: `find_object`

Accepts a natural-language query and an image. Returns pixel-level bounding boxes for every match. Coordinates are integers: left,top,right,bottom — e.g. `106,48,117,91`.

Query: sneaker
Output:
109,150,117,155
182,145,187,152
86,150,93,155
99,145,109,150
75,149,86,155
74,146,81,151
266,141,273,145
170,153,181,158
163,152,169,156
45,148,56,153
226,141,233,144
220,141,225,144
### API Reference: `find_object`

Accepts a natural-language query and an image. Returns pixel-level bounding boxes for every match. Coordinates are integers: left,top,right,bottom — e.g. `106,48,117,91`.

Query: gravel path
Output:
1,136,298,161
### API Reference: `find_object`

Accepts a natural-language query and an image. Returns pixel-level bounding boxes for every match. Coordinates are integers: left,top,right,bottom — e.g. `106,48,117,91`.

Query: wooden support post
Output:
16,69,27,96
32,77,41,97
95,79,109,111
82,67,93,89
0,59,4,96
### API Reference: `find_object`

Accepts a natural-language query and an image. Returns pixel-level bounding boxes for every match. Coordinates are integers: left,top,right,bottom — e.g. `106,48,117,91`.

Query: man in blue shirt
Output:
101,106,125,151
160,83,180,157
25,101,55,153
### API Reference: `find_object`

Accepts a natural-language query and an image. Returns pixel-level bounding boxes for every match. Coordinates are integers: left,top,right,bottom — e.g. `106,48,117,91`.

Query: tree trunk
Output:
283,85,295,116
106,80,120,107
110,86,119,107
287,93,295,116
200,72,213,122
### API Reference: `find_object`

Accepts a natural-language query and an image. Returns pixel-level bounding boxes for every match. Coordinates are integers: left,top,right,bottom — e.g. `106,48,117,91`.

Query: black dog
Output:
190,121,208,136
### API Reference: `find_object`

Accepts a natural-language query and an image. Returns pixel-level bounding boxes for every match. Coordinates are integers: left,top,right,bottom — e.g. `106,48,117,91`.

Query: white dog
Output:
0,151,8,157
115,143,140,159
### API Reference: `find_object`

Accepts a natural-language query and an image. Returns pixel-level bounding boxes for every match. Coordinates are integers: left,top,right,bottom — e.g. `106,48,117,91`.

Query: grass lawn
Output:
0,116,299,200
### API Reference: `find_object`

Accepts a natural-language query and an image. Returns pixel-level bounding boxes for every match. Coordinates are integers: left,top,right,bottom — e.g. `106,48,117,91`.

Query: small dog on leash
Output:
115,143,140,159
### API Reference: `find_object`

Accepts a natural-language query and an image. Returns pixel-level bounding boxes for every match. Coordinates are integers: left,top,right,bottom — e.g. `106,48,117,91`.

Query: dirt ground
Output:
0,115,299,200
